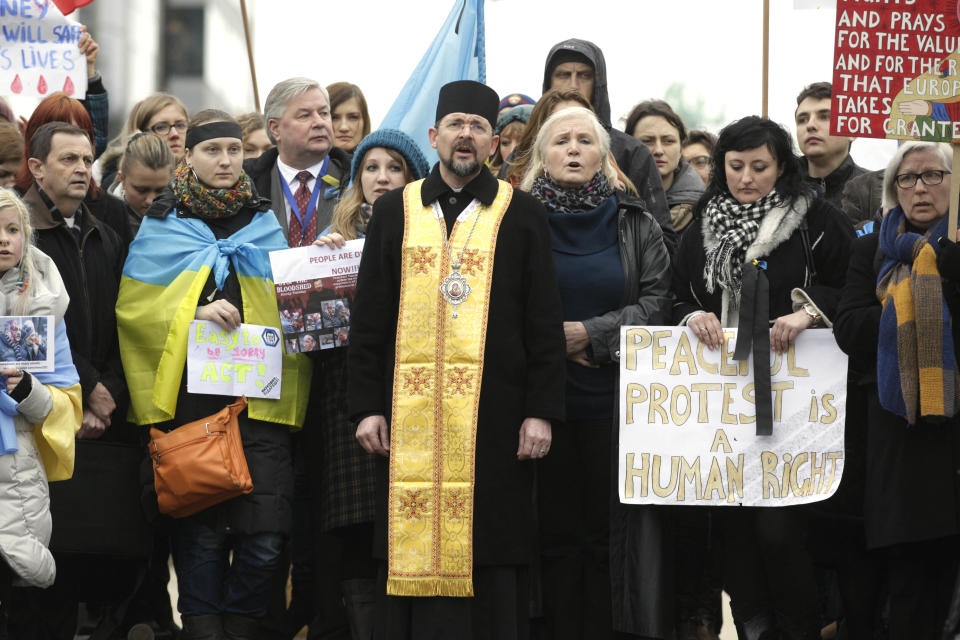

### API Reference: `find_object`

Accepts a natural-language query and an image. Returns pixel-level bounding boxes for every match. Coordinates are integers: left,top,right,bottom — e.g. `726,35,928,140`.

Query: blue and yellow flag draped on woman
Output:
116,210,311,427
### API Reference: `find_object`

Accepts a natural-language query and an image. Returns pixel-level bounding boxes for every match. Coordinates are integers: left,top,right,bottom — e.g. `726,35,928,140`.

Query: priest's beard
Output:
442,142,480,177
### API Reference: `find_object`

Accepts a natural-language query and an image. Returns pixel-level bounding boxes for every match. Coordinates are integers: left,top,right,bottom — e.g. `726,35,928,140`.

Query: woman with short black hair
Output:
674,115,854,639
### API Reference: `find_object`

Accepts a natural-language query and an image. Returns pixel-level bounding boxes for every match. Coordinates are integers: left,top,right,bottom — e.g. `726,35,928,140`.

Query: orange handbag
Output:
149,397,254,518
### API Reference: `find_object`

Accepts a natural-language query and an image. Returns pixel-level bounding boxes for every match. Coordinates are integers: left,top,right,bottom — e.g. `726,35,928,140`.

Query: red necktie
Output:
288,170,318,247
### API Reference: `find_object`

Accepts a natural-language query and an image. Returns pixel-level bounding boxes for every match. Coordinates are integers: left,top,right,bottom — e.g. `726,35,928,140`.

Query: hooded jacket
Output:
543,39,675,252
0,251,72,587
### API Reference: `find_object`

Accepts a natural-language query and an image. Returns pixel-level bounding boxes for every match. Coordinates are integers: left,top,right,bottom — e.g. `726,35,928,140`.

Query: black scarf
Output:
529,172,614,213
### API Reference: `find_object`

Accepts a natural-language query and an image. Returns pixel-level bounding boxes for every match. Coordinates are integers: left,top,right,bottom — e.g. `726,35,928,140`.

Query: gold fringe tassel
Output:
386,577,475,598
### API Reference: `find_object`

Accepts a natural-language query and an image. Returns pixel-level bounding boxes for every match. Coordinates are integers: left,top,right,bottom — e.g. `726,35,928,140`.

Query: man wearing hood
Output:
543,38,675,252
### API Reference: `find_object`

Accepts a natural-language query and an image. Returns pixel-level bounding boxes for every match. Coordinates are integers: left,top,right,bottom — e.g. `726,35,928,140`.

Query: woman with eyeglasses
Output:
682,130,717,187
98,93,189,190
834,141,960,637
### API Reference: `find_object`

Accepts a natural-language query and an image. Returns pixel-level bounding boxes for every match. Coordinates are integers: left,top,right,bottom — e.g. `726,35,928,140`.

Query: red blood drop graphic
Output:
62,77,75,96
10,74,21,94
37,75,47,94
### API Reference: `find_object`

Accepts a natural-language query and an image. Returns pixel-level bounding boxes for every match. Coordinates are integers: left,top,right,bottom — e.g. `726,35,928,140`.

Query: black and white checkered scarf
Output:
703,189,783,296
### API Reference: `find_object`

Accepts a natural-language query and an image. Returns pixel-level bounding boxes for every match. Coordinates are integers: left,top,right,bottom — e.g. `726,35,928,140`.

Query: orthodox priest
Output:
348,80,566,639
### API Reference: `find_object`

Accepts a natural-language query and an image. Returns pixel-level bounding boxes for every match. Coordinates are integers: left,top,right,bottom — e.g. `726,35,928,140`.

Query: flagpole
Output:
239,0,260,112
762,0,769,117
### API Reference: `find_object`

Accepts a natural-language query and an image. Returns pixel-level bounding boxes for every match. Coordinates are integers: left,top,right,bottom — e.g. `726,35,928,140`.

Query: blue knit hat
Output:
349,129,430,187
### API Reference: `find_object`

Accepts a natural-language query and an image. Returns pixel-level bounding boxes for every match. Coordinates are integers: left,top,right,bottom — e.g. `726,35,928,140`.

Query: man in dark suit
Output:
244,78,352,639
245,77,352,247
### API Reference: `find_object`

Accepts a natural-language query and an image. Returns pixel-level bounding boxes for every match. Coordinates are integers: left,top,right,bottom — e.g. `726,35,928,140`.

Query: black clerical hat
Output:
435,80,499,129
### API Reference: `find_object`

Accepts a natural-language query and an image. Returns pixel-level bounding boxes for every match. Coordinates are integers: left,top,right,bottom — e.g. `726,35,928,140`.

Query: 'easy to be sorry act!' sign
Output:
832,0,960,141
618,327,847,507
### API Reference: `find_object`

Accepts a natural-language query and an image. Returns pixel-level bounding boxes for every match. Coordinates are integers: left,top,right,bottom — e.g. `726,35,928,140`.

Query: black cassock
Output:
348,166,566,639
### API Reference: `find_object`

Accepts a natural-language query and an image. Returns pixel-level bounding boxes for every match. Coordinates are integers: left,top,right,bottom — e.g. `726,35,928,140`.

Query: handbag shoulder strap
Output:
799,217,819,286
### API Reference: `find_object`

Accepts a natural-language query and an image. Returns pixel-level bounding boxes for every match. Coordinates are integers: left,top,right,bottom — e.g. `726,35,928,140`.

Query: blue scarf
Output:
876,207,959,424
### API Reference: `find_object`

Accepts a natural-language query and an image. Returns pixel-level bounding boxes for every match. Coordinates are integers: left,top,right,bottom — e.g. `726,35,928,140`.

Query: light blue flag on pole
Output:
378,0,486,167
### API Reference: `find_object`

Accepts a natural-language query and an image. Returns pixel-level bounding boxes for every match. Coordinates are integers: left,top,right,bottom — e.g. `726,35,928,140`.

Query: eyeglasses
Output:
442,119,491,136
895,169,950,189
149,121,188,136
687,155,711,169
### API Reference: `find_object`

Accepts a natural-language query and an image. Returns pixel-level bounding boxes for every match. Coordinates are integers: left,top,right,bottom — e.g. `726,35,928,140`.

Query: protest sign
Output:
618,327,847,507
831,1,960,141
0,315,52,372
269,239,363,355
186,321,282,400
0,0,87,99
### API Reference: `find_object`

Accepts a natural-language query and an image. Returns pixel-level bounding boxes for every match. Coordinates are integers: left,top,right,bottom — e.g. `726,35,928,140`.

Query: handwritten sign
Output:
618,327,847,507
0,0,87,99
831,1,960,140
186,321,282,399
0,314,52,372
269,239,363,354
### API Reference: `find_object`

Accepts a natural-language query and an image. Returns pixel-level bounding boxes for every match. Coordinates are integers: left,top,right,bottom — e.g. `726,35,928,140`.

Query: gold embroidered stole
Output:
388,179,513,597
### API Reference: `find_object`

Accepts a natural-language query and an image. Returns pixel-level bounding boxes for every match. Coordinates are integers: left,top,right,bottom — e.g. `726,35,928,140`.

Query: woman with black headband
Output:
116,109,311,640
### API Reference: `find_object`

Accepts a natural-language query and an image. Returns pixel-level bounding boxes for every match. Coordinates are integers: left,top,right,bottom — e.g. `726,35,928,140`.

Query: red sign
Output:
831,1,960,141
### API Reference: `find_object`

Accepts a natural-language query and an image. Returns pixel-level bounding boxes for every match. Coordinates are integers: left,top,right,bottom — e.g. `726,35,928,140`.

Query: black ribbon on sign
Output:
733,260,773,437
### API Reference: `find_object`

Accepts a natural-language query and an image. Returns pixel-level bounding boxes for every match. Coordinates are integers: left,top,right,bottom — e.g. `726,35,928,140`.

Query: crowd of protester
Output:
0,23,954,640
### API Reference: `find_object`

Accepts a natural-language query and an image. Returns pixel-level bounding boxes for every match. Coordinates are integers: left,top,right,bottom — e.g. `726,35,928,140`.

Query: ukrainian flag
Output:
117,210,311,428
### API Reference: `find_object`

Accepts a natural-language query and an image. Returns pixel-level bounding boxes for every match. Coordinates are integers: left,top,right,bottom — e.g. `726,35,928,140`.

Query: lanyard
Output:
279,156,328,239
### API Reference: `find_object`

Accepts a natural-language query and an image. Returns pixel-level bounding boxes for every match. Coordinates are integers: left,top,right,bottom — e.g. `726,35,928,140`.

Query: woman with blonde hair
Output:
0,189,82,638
315,129,427,637
99,93,189,188
109,132,175,236
522,105,671,638
327,129,428,239
236,112,273,160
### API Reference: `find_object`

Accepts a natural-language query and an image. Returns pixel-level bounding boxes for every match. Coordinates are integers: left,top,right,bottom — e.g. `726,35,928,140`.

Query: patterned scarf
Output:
876,206,960,425
529,172,614,213
703,189,783,296
170,161,255,219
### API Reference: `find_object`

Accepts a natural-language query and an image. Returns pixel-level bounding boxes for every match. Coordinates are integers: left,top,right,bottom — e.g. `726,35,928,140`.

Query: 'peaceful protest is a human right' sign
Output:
618,327,847,508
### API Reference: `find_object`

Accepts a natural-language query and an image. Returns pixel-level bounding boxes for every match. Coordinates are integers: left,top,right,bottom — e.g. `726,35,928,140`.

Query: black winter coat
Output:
144,189,295,535
834,231,960,549
673,195,855,326
799,153,867,212
581,193,672,362
22,185,126,406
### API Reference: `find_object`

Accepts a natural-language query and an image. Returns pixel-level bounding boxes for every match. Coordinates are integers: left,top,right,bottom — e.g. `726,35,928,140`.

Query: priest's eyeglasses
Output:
442,119,491,136
895,170,951,189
